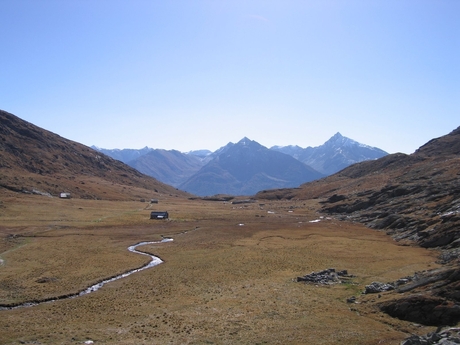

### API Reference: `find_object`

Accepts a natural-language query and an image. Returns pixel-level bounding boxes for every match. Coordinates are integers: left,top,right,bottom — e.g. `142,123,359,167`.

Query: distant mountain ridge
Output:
91,146,154,164
92,147,212,188
178,137,324,196
272,132,388,175
128,149,204,187
94,133,388,196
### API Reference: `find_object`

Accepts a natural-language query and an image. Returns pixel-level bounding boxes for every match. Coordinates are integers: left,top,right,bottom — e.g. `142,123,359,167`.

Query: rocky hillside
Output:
0,110,189,200
256,126,460,326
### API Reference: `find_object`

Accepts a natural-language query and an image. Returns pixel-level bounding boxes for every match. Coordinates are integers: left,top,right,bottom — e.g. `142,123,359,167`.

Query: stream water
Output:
0,238,172,310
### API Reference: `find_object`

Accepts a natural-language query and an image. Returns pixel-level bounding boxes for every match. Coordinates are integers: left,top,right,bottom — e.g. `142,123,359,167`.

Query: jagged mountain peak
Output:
213,138,262,158
237,137,252,144
330,132,343,140
323,132,361,148
235,137,261,148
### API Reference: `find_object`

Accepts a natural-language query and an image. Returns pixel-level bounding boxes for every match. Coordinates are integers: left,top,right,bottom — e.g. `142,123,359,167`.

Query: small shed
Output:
60,193,71,199
150,211,169,219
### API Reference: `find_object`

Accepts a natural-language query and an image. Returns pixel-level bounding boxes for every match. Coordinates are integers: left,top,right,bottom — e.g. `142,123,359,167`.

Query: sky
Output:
1,1,459,154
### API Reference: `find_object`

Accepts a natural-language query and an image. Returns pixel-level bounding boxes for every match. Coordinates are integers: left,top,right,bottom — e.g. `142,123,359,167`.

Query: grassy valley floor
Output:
0,194,440,344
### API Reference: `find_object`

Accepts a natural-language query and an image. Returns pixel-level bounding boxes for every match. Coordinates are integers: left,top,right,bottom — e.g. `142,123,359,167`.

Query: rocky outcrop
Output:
295,268,354,285
364,281,396,294
374,268,460,326
402,327,460,345
321,180,460,251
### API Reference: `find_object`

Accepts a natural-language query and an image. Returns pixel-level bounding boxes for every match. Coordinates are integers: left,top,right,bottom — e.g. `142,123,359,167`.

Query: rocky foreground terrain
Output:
257,126,460,334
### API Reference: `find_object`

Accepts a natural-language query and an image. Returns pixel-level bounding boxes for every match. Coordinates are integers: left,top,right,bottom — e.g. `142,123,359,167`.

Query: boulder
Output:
296,268,354,285
401,327,460,345
364,282,395,294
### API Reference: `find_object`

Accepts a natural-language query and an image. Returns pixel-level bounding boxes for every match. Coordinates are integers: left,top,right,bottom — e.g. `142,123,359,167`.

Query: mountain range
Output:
2,108,460,327
95,133,388,196
178,137,324,196
271,132,388,175
1,109,387,199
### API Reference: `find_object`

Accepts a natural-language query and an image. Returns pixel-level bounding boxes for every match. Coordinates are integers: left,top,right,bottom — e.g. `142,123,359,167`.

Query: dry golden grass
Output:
0,194,440,344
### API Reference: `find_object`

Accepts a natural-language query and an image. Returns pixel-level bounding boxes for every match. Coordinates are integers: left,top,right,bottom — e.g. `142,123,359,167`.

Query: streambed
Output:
0,238,172,310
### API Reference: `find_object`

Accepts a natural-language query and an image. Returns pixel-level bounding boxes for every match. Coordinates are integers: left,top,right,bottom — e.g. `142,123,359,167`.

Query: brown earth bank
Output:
0,194,442,344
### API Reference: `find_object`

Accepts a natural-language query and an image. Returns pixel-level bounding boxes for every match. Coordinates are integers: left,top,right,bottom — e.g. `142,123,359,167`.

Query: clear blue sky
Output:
1,1,459,154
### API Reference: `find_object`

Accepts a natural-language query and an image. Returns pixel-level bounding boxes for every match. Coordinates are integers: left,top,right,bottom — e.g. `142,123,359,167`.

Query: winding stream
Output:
0,238,172,311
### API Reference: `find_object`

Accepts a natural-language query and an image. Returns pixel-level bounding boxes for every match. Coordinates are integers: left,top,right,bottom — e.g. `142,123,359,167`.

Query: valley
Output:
0,193,440,344
1,110,459,344
2,1,457,343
